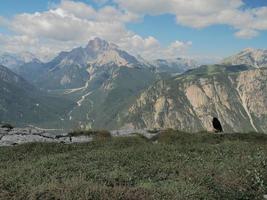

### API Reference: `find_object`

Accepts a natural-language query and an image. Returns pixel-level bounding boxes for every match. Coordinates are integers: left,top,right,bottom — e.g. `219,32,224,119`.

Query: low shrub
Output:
147,128,160,134
68,129,95,137
68,129,111,141
93,130,112,141
1,123,14,130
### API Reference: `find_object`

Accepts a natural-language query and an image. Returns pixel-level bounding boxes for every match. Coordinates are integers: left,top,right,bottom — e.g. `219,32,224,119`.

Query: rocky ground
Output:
0,127,159,146
0,127,92,146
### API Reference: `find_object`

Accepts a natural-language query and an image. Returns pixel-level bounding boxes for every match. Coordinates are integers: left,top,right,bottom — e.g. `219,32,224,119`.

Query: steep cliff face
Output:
123,65,267,133
235,68,267,132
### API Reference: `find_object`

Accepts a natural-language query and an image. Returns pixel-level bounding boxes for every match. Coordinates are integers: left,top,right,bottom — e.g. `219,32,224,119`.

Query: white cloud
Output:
0,0,266,64
0,16,8,27
0,0,192,61
60,0,96,19
116,0,244,15
117,35,192,59
235,29,259,39
115,0,267,39
154,40,193,59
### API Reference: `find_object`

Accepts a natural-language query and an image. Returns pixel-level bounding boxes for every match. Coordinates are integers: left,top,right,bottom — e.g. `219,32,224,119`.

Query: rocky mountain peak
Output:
223,48,267,68
86,37,118,52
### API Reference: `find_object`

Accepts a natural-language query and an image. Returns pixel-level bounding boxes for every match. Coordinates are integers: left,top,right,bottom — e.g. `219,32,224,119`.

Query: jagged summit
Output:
32,38,147,89
86,37,118,52
223,48,267,68
0,51,39,69
49,37,142,69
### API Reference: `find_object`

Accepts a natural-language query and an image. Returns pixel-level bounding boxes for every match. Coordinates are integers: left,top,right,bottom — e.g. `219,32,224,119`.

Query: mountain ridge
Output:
223,48,267,68
121,65,267,133
0,51,39,69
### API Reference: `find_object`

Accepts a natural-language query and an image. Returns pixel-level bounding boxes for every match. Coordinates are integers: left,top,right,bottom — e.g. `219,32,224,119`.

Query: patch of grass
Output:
68,129,111,137
1,131,267,199
133,133,150,142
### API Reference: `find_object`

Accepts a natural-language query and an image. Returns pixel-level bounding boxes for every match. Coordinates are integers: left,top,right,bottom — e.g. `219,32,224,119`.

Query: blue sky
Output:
0,0,267,62
127,14,267,57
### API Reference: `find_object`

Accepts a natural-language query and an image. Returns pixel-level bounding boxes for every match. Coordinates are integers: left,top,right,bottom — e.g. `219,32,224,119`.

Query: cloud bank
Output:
0,0,266,62
115,0,267,39
0,0,191,61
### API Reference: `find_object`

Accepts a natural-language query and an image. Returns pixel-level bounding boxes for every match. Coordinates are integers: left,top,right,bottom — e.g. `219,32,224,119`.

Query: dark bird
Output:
212,117,223,133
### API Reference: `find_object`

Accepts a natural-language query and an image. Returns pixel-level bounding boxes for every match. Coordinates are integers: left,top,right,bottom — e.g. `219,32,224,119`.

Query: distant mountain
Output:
0,65,73,127
35,38,147,89
0,38,160,129
223,48,267,68
18,38,159,129
14,38,198,89
0,52,38,69
121,64,267,133
151,57,198,74
13,59,46,84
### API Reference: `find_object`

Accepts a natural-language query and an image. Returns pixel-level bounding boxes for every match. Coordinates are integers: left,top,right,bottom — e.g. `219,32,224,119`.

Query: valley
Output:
0,38,266,133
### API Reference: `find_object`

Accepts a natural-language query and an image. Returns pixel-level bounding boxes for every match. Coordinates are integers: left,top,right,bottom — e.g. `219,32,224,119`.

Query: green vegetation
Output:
174,64,252,81
0,123,14,130
0,65,75,128
147,128,160,134
1,131,267,199
68,129,111,140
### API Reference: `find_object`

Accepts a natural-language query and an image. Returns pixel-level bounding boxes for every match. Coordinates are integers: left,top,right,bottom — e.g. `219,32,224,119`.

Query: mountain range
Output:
0,38,266,133
151,57,198,74
0,52,38,70
23,38,149,90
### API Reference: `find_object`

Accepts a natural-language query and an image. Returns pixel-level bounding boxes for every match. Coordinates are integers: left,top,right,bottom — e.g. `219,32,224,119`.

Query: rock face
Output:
122,65,267,133
0,127,92,146
223,48,267,68
0,127,160,146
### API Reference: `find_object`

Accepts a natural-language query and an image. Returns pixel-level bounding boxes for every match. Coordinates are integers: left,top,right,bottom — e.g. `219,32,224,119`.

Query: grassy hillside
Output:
1,131,267,199
0,65,74,128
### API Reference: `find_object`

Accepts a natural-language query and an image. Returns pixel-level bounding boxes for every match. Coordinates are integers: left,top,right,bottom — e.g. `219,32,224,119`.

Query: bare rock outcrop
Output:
0,127,92,146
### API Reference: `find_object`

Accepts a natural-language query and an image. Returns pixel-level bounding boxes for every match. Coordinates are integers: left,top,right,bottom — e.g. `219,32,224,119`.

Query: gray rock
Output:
68,136,93,143
111,129,159,139
1,134,55,144
0,127,92,146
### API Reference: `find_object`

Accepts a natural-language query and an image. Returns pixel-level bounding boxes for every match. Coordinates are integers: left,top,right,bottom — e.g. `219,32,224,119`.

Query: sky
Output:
0,0,267,63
